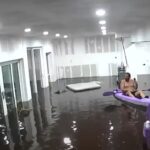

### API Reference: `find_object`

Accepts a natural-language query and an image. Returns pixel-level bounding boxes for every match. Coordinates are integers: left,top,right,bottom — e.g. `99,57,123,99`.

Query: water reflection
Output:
71,121,77,133
108,120,114,146
63,137,74,149
0,124,9,145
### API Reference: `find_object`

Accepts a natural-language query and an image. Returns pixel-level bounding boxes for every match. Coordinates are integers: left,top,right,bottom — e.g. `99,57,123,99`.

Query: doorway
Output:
27,48,44,131
27,47,52,129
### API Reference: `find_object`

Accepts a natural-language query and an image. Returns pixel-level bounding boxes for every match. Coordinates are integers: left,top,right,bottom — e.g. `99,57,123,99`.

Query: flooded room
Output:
0,0,150,150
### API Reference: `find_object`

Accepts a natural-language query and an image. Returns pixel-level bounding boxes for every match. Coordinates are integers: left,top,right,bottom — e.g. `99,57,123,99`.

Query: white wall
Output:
123,22,150,79
0,36,55,101
125,43,150,78
56,52,121,77
53,35,122,78
131,22,150,42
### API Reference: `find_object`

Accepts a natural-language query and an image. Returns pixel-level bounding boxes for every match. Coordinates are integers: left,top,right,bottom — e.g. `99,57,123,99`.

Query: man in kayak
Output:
120,72,148,98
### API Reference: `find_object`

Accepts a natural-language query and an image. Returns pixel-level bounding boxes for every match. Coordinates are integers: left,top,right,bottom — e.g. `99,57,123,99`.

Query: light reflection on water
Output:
63,137,74,150
71,121,77,133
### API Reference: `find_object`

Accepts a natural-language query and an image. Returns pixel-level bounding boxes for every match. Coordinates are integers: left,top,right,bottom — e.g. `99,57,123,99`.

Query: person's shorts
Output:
123,91,137,96
131,91,137,96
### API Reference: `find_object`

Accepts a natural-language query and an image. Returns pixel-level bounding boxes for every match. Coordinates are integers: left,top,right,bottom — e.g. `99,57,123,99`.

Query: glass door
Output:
0,86,10,147
12,63,22,113
1,64,20,145
0,61,25,147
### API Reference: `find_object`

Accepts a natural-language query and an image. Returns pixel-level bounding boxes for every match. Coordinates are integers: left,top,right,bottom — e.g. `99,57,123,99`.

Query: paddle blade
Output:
103,91,114,96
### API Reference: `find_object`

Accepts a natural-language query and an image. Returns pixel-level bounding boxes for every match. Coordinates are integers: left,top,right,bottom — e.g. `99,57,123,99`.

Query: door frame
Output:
27,47,43,93
46,52,52,82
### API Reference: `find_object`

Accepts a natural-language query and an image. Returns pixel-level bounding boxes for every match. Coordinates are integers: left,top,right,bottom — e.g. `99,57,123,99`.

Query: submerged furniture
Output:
113,90,150,107
66,81,101,92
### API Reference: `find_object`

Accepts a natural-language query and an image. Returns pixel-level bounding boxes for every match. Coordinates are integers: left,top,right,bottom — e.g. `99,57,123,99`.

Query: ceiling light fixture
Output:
99,20,106,25
64,35,68,38
24,28,31,33
55,33,60,37
96,9,106,16
43,31,49,35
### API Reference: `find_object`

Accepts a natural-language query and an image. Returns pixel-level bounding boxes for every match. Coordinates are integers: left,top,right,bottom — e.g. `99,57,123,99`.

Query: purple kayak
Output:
113,90,150,107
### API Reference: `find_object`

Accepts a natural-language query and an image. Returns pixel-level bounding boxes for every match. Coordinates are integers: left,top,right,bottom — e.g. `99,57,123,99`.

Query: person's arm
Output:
133,78,138,89
120,80,125,91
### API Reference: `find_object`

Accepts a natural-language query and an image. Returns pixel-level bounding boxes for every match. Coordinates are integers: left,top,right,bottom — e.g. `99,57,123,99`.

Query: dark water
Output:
24,86,147,150
1,78,148,150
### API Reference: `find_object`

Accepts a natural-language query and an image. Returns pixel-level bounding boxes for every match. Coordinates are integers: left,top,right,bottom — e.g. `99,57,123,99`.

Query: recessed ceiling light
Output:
64,35,68,38
55,33,60,37
43,31,49,35
96,9,106,16
101,26,106,30
24,28,31,32
99,20,106,25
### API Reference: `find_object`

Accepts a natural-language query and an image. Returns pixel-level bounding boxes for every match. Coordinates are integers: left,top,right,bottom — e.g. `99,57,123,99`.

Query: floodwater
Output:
26,86,147,150
1,81,149,150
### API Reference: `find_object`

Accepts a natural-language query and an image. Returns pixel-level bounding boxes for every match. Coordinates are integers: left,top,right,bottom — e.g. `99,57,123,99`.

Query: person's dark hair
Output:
125,72,131,78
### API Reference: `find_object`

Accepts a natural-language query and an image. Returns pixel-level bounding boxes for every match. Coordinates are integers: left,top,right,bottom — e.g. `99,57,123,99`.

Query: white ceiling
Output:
0,0,150,37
